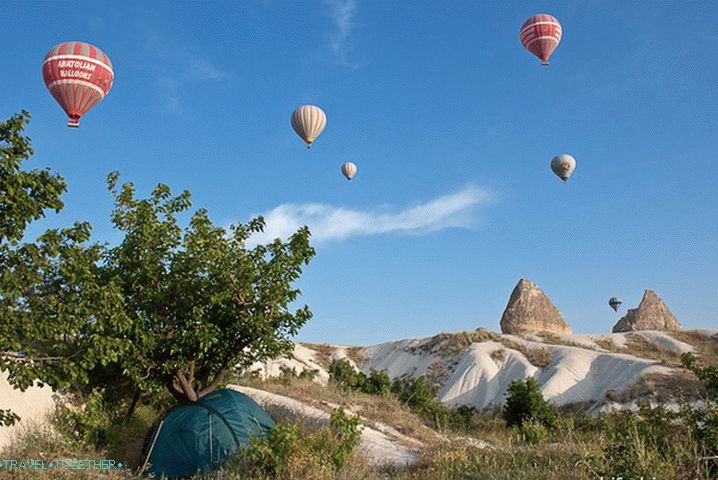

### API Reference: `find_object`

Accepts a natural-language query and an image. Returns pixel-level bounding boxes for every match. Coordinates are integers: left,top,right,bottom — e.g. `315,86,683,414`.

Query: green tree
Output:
364,369,392,396
0,111,128,425
103,173,315,403
329,359,366,392
392,375,439,411
502,377,556,429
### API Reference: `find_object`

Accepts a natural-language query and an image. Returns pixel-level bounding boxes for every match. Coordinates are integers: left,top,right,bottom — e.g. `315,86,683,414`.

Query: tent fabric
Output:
141,388,275,478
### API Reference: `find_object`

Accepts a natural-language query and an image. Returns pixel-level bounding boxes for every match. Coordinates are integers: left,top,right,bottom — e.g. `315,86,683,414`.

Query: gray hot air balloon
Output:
608,297,622,312
341,162,357,180
550,154,576,182
291,105,327,149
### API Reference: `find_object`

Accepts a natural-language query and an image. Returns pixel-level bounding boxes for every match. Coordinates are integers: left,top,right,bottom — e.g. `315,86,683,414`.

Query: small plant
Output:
56,388,113,448
244,407,361,477
329,358,366,392
363,369,392,396
518,419,549,444
502,377,557,429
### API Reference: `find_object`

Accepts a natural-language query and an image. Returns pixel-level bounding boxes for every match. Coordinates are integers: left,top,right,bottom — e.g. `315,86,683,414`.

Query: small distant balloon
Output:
550,154,576,182
341,162,357,180
291,105,327,148
520,14,562,65
42,41,114,127
609,297,622,312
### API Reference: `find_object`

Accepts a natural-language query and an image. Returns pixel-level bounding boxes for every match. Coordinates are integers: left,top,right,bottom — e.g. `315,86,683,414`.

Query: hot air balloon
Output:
520,14,562,65
341,162,357,180
609,297,622,312
42,41,114,127
291,105,326,148
550,154,576,182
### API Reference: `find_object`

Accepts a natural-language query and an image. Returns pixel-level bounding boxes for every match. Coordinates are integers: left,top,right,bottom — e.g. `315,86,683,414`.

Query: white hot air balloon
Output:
341,162,357,180
550,154,576,182
291,105,327,148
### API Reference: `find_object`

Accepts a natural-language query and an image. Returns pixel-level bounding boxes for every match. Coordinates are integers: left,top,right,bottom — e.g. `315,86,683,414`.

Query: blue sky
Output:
2,1,716,344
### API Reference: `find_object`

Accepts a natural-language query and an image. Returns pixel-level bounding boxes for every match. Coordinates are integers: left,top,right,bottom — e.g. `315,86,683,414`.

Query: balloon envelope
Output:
609,297,622,312
42,41,114,127
341,162,357,180
550,154,576,182
291,105,327,148
520,14,562,65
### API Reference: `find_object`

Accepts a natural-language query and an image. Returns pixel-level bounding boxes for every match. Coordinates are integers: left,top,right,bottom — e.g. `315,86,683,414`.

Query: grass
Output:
670,331,718,367
346,347,367,367
300,343,335,369
623,333,682,367
540,333,595,350
617,371,704,403
7,369,718,480
0,420,136,479
415,329,553,368
496,339,553,368
238,375,438,446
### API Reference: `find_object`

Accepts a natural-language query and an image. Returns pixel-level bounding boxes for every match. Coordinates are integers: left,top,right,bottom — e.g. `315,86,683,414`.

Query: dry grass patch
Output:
594,338,621,352
425,359,448,385
669,331,718,367
617,371,704,403
302,343,335,369
0,422,135,479
420,329,500,357
236,376,438,446
540,334,595,350
346,347,367,367
624,334,682,367
497,339,553,368
490,349,506,362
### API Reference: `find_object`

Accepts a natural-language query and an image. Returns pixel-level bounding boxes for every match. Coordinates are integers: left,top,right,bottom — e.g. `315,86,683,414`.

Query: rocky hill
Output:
613,289,683,333
247,328,716,411
499,279,571,336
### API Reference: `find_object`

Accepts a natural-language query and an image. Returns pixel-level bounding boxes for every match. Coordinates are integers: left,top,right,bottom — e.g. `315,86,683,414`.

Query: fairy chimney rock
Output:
612,290,683,333
500,279,572,335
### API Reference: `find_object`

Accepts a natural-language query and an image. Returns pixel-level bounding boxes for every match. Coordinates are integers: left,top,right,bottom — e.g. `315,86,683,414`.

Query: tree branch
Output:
197,368,229,398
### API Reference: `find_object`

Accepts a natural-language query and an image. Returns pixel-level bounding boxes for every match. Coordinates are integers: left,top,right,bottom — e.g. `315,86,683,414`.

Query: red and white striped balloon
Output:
42,41,114,127
519,14,562,65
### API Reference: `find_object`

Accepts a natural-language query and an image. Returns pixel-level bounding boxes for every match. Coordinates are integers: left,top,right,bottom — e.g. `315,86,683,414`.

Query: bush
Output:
278,366,320,384
56,388,113,448
502,377,556,429
518,419,550,444
329,359,366,392
364,369,392,396
392,376,439,412
244,407,362,477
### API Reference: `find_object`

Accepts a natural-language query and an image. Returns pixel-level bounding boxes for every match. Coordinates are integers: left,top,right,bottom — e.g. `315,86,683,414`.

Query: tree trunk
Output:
126,387,142,418
174,369,199,402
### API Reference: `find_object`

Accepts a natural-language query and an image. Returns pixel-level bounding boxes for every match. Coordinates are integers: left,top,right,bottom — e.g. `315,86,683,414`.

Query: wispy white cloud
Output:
247,185,493,247
324,0,366,69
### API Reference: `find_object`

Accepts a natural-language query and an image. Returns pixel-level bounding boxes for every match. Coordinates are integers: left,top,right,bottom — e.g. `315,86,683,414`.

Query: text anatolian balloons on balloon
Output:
42,41,114,127
520,14,562,65
291,105,327,148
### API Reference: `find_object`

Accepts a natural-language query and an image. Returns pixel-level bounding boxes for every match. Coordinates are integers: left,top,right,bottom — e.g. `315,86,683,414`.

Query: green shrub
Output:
392,376,439,412
56,388,113,448
278,365,320,384
518,419,550,444
364,369,392,396
502,377,557,429
244,407,362,477
329,359,366,392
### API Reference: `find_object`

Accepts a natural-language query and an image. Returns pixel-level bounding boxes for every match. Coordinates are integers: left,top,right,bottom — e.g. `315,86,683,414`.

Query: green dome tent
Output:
140,388,275,478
